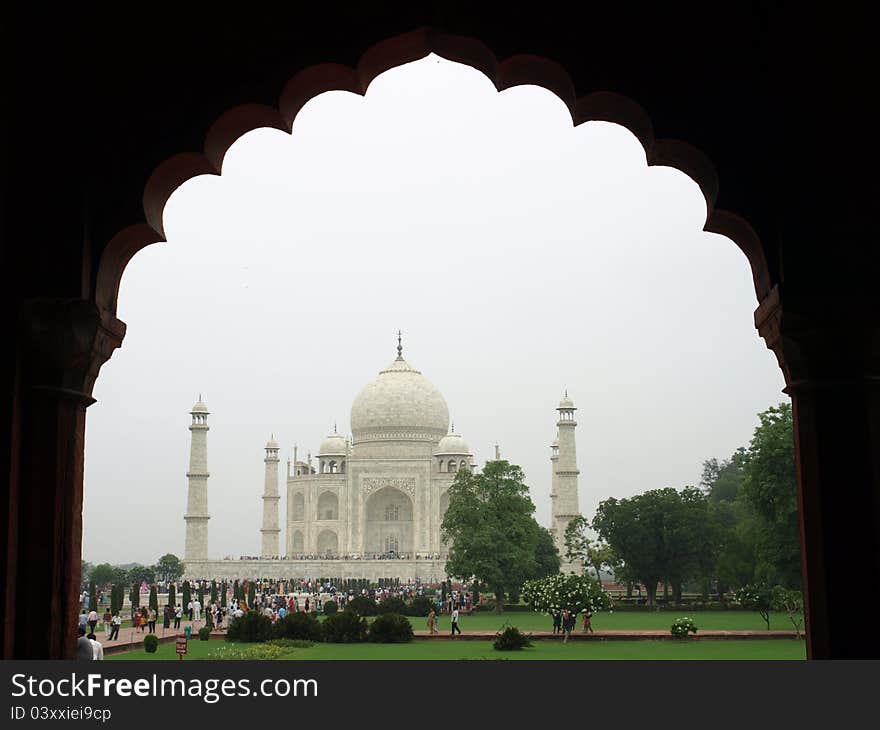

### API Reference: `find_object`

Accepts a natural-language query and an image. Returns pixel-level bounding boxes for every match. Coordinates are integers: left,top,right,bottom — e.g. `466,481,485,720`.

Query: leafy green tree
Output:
247,582,256,609
88,581,97,611
198,582,205,607
739,403,800,588
441,460,541,612
221,580,227,608
735,583,773,630
81,560,93,584
564,516,619,583
771,585,804,638
129,583,139,610
126,564,155,586
210,580,218,604
532,525,562,578
154,553,183,583
593,487,712,604
149,584,158,613
182,581,191,612
700,451,746,502
168,583,176,608
90,563,122,587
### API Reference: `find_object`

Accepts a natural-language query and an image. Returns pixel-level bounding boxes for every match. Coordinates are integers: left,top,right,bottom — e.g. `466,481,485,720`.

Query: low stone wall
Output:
182,558,447,582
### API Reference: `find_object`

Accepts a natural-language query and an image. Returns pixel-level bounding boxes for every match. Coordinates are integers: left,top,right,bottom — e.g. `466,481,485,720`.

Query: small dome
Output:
266,436,279,449
318,432,347,456
192,399,208,413
558,394,575,409
436,432,470,455
551,437,559,448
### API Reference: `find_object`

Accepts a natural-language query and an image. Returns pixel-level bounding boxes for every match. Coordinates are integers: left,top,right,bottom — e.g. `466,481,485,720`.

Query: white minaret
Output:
552,391,582,573
184,396,210,562
261,435,281,557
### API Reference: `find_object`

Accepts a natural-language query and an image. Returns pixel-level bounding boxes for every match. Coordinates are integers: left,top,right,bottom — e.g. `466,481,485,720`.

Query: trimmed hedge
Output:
347,596,378,616
322,610,368,643
493,625,532,651
376,597,407,615
225,611,273,643
403,596,434,617
198,626,211,641
272,612,323,642
143,634,159,653
322,600,338,615
368,613,414,643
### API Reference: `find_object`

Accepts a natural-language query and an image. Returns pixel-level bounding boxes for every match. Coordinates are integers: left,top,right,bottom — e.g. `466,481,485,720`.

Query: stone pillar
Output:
2,300,123,659
756,286,880,659
553,396,582,573
260,439,280,557
184,400,210,562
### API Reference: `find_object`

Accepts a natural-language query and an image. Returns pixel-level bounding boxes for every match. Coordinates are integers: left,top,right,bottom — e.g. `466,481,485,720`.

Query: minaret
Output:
552,391,582,573
261,435,281,557
184,396,210,563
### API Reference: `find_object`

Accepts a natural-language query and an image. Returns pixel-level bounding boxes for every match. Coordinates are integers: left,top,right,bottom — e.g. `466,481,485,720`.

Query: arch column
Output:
757,286,880,659
2,299,124,659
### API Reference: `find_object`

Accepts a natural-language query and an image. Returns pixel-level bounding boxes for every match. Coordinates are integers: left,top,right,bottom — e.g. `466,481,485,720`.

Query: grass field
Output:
108,637,805,661
410,610,800,633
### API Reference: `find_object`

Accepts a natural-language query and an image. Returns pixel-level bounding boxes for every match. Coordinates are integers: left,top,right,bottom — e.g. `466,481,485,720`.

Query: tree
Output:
129,583,139,610
739,403,800,588
441,460,541,611
168,583,176,608
89,563,121,587
126,564,155,586
198,581,205,607
220,580,227,608
564,516,619,584
523,574,611,617
771,585,804,638
88,581,97,611
210,580,218,604
735,583,773,630
154,553,183,583
149,584,158,613
182,581,191,612
593,488,712,605
532,526,562,579
81,560,93,585
700,451,745,502
247,582,256,609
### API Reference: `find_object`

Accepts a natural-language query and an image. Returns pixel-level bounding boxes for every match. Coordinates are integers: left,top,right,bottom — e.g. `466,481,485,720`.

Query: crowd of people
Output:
227,552,446,561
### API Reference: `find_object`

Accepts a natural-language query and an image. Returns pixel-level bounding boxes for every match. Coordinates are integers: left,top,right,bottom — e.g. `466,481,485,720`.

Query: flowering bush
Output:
670,617,698,637
734,584,772,630
522,574,612,617
201,643,286,660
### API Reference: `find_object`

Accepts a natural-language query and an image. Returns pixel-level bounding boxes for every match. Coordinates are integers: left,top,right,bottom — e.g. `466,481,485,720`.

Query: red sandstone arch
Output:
94,26,771,321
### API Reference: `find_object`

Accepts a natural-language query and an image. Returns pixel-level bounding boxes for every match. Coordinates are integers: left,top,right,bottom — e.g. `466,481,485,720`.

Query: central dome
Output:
350,356,449,444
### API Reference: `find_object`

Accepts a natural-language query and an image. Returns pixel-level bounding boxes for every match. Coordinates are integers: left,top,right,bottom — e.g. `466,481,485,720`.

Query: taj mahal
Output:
181,336,582,581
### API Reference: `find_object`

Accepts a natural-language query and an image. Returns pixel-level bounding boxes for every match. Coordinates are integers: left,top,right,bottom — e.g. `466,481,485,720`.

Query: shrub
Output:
404,596,433,617
670,617,698,637
268,638,315,650
198,626,211,641
322,600,338,615
225,610,273,643
143,634,159,653
322,610,368,643
493,624,532,651
272,612,323,642
368,613,414,643
347,596,378,616
202,644,286,661
376,597,406,615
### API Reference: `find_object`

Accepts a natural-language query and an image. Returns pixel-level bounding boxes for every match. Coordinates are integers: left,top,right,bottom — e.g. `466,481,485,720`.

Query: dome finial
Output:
397,329,403,359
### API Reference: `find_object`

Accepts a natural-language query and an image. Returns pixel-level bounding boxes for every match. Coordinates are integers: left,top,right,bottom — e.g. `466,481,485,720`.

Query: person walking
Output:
102,608,112,639
148,607,157,633
87,608,98,635
187,598,194,621
582,609,594,634
552,611,562,635
109,612,122,641
427,609,436,636
562,609,574,644
174,605,182,629
450,606,461,637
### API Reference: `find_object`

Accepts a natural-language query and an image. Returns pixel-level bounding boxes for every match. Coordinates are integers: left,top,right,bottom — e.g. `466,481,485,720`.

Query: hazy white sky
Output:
82,55,785,565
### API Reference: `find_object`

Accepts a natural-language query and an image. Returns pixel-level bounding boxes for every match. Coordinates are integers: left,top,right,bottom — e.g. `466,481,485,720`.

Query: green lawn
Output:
412,610,800,633
109,637,805,661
